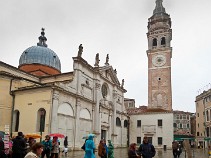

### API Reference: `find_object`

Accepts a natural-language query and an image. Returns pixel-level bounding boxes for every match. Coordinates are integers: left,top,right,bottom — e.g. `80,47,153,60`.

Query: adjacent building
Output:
173,110,195,145
195,89,211,148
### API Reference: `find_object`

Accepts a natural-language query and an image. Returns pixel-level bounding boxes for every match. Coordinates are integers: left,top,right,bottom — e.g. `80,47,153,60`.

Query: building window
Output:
182,115,186,120
152,38,157,47
207,127,210,137
180,123,182,128
158,119,162,127
116,117,121,127
197,132,199,136
13,110,20,132
37,109,46,132
187,123,189,128
173,123,177,128
198,123,199,128
158,137,162,145
161,37,166,46
183,124,187,128
176,115,179,119
180,115,182,119
124,120,128,128
206,110,209,121
137,137,141,144
137,120,141,127
197,113,199,117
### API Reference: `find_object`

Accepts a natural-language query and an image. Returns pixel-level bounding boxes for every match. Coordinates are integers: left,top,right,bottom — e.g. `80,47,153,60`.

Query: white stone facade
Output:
129,112,173,149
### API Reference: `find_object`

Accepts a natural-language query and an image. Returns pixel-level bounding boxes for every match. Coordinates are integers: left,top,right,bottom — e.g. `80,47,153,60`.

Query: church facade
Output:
0,29,129,149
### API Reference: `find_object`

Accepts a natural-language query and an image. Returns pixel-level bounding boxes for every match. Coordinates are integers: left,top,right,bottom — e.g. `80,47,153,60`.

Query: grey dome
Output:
19,46,61,71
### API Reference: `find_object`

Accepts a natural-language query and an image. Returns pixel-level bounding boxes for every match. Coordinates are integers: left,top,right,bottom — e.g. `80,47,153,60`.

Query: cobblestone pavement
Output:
60,148,209,158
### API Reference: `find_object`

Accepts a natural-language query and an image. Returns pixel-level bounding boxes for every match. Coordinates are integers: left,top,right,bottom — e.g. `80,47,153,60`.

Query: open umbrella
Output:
25,133,41,139
49,133,65,138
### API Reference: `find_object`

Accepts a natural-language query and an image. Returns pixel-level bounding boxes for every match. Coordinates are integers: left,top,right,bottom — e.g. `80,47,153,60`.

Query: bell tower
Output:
147,0,172,110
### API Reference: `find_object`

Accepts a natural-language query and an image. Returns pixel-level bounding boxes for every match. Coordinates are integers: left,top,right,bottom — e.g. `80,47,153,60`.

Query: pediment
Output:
98,66,120,85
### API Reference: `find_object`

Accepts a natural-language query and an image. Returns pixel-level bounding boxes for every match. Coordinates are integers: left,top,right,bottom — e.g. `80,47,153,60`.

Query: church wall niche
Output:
57,103,75,148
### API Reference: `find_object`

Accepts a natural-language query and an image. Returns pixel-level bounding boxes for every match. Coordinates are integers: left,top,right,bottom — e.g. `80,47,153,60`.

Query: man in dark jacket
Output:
12,132,27,158
138,136,156,158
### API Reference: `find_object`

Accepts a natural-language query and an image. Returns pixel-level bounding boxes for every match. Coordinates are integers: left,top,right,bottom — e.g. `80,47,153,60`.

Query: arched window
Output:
13,110,20,132
37,109,46,132
173,123,177,128
124,120,128,128
152,38,157,47
116,117,121,127
161,37,166,46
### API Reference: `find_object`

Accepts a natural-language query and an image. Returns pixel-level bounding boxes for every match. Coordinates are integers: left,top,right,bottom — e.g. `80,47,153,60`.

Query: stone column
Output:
108,112,112,140
74,98,81,149
93,82,101,143
112,90,117,145
50,91,59,133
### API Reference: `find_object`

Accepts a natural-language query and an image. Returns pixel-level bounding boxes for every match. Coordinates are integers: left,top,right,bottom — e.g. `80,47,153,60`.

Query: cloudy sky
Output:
1,0,211,113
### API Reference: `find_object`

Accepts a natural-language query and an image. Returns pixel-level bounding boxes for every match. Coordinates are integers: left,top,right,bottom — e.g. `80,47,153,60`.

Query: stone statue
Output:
105,54,109,65
121,79,124,88
78,44,83,57
114,69,117,74
94,53,100,67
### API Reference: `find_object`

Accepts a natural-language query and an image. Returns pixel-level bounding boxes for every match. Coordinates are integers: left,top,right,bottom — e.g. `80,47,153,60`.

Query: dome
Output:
18,28,61,76
19,46,61,71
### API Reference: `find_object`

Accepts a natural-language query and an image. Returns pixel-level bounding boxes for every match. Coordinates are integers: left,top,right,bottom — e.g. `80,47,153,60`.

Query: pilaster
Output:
51,91,59,133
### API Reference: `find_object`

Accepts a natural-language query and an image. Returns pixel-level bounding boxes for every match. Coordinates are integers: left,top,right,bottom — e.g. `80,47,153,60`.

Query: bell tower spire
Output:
147,0,172,111
153,0,166,15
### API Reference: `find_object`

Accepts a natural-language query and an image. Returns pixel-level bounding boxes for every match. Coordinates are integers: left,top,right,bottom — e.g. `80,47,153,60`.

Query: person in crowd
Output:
172,141,179,158
177,144,182,158
104,139,108,158
128,143,140,158
50,136,59,158
24,142,44,158
98,139,106,158
41,135,52,158
12,132,27,158
138,136,156,158
27,137,36,152
84,134,95,158
62,136,68,156
0,136,7,158
107,140,114,158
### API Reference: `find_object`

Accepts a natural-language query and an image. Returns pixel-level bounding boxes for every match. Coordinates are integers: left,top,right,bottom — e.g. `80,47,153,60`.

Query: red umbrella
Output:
49,133,65,138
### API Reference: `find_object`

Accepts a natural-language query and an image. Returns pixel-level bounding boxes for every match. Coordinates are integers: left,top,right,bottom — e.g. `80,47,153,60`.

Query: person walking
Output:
107,140,114,158
98,139,106,158
128,143,140,158
12,132,27,158
62,136,68,156
138,136,156,158
172,141,179,158
50,136,59,158
84,134,95,158
24,142,44,158
41,135,52,158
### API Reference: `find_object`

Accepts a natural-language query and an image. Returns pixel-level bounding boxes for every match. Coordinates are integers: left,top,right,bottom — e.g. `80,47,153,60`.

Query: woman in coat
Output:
84,134,95,158
128,143,140,158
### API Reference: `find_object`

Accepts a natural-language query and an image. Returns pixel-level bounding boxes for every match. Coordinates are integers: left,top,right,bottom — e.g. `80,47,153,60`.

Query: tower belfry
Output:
147,0,172,110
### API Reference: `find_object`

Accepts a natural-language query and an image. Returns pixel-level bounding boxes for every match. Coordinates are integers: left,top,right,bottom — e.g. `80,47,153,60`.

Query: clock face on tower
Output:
152,54,166,67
